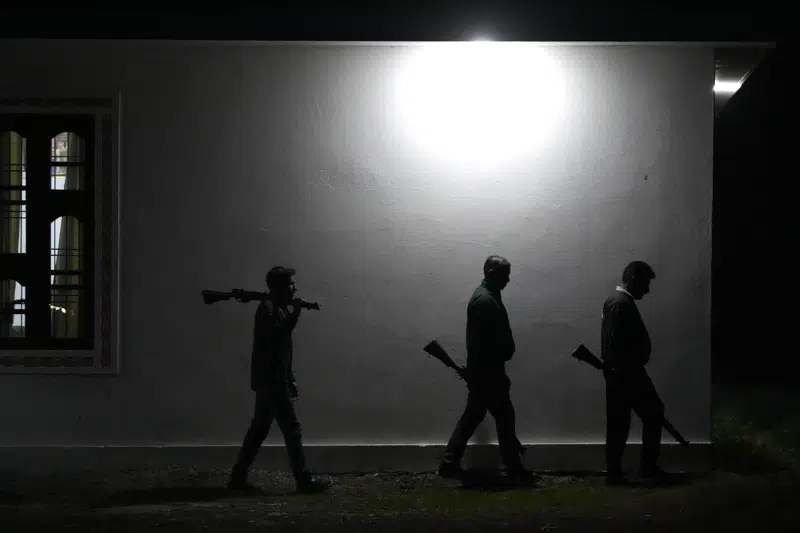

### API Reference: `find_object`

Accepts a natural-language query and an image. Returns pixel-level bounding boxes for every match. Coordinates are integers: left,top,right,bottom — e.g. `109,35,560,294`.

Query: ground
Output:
1,384,798,532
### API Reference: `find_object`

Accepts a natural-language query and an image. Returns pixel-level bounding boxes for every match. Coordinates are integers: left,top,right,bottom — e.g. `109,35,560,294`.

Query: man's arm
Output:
263,302,301,336
470,298,514,363
253,301,302,361
604,302,643,371
288,354,298,399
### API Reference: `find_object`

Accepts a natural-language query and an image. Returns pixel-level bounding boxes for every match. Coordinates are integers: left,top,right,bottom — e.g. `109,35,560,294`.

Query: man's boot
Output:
639,465,669,486
505,465,541,484
437,460,465,479
296,473,331,494
605,471,636,487
227,466,262,493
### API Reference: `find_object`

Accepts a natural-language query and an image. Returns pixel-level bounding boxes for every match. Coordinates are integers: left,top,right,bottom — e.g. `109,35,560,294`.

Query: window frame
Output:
0,95,121,375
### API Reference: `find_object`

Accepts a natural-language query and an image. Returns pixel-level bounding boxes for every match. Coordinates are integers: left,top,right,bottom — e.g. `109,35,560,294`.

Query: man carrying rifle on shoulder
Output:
228,266,329,494
438,255,536,481
602,261,669,486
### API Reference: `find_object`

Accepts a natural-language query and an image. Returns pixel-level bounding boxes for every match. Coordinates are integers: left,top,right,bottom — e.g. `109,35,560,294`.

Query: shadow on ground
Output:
90,486,234,508
0,489,28,504
456,468,705,492
457,469,539,492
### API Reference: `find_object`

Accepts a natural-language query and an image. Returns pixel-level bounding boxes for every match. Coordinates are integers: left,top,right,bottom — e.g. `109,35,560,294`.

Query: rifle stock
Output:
570,343,690,448
202,289,267,305
201,289,321,309
423,340,464,374
423,339,525,456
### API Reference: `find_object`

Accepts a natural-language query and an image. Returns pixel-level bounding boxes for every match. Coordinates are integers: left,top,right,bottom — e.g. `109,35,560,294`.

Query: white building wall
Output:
0,41,713,471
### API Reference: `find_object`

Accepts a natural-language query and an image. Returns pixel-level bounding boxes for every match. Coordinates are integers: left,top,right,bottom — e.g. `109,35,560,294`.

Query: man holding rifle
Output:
601,261,668,486
228,266,329,494
438,255,535,481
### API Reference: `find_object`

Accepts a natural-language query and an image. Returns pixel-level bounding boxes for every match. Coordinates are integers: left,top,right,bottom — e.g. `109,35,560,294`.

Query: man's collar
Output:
616,285,633,298
481,279,501,298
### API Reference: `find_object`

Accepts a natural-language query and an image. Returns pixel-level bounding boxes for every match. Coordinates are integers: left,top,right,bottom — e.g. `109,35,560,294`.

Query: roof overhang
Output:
714,44,773,116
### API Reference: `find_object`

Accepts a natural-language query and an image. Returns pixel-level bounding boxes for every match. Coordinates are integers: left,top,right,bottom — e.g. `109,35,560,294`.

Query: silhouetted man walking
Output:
602,260,667,486
228,266,329,494
438,255,534,481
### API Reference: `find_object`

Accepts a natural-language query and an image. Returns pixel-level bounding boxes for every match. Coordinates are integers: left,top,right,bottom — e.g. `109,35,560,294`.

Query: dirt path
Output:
1,468,798,531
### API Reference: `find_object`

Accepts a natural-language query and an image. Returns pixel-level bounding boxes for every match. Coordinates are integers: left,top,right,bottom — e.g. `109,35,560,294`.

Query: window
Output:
0,96,120,373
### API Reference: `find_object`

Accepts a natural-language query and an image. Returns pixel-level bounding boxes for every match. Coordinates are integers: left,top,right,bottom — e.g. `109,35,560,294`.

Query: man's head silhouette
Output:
483,255,511,291
621,261,655,300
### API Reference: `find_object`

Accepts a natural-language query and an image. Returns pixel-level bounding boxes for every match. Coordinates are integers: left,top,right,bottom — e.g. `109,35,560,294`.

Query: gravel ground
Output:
1,467,798,532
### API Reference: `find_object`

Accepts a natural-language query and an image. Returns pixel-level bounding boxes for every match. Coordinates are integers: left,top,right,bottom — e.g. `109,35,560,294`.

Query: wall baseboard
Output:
0,442,711,474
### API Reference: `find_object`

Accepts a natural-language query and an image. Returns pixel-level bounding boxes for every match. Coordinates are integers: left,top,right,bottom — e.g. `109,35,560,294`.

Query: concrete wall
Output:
0,41,713,470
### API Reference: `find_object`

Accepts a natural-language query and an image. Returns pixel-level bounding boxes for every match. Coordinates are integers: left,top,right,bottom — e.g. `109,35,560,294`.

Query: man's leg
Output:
632,375,665,479
229,390,274,489
604,373,632,483
440,390,488,476
485,375,530,477
271,387,329,493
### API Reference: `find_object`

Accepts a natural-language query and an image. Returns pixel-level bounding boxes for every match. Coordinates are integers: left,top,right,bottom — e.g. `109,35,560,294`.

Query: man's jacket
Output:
466,280,516,369
250,299,298,392
601,290,652,373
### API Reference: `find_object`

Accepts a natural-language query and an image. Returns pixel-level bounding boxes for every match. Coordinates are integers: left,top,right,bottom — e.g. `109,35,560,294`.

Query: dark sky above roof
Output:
0,5,786,42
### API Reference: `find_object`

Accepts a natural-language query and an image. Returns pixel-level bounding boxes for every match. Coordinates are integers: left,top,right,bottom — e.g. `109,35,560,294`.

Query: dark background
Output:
1,4,790,385
713,45,791,386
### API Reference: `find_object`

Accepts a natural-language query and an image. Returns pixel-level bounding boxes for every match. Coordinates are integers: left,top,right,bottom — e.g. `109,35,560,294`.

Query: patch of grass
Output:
414,483,618,516
712,384,800,473
325,478,644,517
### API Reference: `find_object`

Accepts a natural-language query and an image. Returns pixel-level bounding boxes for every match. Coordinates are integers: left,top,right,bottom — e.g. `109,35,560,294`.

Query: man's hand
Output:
290,299,304,316
289,382,299,400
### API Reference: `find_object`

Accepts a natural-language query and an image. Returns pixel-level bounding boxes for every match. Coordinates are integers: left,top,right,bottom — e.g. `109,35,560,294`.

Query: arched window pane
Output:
50,131,84,191
50,216,82,339
1,131,27,254
51,215,82,283
50,165,85,191
51,286,81,339
50,132,85,163
1,279,26,338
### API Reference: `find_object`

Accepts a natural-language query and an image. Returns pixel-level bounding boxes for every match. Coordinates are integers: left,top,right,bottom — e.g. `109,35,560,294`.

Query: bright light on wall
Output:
714,79,742,94
395,42,565,168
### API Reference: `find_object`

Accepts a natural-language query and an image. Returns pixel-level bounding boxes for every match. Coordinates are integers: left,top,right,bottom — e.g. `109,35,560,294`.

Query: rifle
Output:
423,339,526,456
571,343,690,448
201,289,321,310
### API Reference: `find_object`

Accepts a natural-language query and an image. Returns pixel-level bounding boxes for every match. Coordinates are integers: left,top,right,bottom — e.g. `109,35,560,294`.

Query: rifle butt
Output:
571,343,606,371
201,290,231,305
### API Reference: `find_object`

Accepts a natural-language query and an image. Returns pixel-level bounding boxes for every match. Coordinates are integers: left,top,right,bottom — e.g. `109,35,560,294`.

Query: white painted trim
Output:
0,94,122,375
102,91,122,375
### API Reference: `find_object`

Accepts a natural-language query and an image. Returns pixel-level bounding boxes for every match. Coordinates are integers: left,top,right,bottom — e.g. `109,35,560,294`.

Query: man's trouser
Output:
231,385,308,481
603,368,665,476
443,367,525,471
